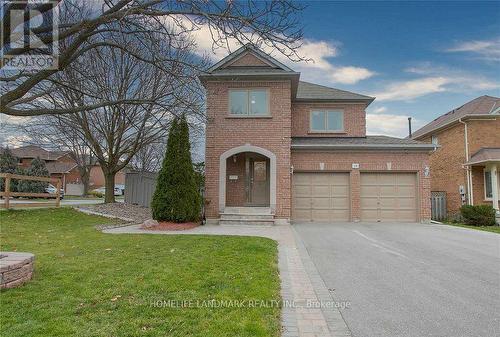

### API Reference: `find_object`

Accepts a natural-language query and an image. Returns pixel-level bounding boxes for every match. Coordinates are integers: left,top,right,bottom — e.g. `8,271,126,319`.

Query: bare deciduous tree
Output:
129,141,166,173
1,0,306,116
17,117,97,195
24,32,204,203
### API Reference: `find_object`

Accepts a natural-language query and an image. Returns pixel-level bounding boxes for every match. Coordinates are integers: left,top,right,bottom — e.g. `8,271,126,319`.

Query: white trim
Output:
219,145,277,214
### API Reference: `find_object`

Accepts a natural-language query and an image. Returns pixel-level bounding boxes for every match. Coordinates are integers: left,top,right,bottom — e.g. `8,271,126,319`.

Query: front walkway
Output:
104,224,351,337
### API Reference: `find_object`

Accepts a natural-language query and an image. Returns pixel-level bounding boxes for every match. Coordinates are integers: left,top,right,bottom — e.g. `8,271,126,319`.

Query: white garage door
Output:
360,173,418,222
292,172,350,222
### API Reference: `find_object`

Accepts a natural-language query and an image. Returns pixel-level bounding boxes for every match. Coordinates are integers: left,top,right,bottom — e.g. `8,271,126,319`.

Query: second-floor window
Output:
310,110,344,132
431,135,439,145
229,89,269,116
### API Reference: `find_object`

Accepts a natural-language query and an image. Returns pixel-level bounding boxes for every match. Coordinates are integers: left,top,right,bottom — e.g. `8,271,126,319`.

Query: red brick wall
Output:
420,119,500,214
471,166,493,207
204,80,292,220
291,102,367,137
225,53,270,67
291,150,431,222
89,166,125,188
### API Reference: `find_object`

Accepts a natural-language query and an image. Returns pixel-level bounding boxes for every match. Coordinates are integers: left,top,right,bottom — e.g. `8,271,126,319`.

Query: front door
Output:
246,154,270,206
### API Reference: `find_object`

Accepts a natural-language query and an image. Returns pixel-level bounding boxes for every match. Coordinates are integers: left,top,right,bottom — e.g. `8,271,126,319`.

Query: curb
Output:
74,207,134,222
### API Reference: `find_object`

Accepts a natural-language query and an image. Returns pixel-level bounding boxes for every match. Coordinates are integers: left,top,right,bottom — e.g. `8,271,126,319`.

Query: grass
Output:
0,208,281,337
444,221,500,234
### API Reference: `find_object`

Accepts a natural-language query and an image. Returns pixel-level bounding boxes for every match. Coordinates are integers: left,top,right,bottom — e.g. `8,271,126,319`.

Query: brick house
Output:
412,96,500,216
4,145,125,193
200,45,435,225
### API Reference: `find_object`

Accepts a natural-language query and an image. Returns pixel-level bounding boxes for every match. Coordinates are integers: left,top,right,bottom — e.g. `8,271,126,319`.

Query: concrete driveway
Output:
294,222,500,337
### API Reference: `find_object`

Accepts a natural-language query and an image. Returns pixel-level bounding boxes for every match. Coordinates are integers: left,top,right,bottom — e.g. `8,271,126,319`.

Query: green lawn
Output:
444,222,500,234
0,208,280,337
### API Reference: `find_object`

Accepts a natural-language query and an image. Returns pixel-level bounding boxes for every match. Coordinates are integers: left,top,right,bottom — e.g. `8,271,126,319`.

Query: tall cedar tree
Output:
151,116,201,222
17,157,50,193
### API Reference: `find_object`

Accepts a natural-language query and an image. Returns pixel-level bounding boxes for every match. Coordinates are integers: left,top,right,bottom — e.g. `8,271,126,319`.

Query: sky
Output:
292,1,500,136
1,1,499,147
188,1,499,137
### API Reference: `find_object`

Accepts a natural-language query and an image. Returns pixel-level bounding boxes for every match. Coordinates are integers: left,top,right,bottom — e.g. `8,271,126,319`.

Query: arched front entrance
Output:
219,145,276,213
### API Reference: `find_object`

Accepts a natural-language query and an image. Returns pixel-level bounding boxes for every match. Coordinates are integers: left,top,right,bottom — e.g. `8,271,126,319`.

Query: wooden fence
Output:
0,173,61,209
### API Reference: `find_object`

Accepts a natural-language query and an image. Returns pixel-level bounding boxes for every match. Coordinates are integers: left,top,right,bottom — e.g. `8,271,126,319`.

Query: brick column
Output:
350,169,360,221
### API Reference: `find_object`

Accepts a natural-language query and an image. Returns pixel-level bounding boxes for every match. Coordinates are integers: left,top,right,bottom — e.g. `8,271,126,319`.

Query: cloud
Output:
446,38,500,62
366,113,423,138
372,77,449,101
372,64,500,101
330,66,376,85
179,18,374,85
0,135,31,148
369,106,387,114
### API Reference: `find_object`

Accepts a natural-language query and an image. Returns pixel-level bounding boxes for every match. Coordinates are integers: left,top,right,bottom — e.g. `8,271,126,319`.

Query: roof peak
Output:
207,44,294,74
412,95,500,139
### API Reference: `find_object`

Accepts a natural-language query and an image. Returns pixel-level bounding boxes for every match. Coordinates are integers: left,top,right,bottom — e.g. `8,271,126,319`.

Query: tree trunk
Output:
104,171,116,203
79,168,91,196
81,170,90,196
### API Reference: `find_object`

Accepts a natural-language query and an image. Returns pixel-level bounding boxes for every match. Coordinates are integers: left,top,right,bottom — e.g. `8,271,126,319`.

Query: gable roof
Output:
207,44,294,73
296,81,374,102
412,95,500,139
200,45,373,104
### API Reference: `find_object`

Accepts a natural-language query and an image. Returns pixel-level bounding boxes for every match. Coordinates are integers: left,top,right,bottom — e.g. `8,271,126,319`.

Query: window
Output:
310,110,344,132
484,170,500,200
485,171,492,199
229,89,269,116
431,135,439,145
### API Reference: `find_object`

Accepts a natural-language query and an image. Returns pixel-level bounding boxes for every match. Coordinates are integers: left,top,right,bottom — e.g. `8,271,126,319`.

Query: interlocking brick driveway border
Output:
104,223,351,337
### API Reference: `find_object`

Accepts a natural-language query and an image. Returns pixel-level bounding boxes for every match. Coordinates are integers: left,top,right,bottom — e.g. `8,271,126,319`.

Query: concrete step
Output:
219,219,275,226
223,207,272,214
220,213,274,221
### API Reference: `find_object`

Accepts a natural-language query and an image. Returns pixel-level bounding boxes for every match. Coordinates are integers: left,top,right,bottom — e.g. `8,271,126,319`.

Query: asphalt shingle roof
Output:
202,44,374,103
210,68,295,76
292,136,435,150
466,148,500,165
296,81,374,101
45,162,77,174
412,95,500,139
1,146,70,161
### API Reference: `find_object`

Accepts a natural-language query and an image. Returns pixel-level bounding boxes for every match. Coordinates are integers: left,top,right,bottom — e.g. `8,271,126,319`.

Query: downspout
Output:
459,118,473,205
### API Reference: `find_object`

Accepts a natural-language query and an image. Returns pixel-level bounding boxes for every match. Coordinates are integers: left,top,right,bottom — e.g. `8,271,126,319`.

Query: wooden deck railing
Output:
0,173,61,209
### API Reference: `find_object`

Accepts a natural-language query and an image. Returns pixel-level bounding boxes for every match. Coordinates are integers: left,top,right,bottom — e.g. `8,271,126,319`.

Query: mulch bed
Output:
141,222,200,231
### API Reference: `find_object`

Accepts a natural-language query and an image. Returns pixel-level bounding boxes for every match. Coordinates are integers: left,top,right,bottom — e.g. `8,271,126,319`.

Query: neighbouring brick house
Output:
1,145,125,193
412,96,500,216
200,45,435,224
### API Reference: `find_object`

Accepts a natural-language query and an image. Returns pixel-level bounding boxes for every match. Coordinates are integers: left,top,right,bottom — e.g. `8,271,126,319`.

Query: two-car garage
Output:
292,172,418,223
